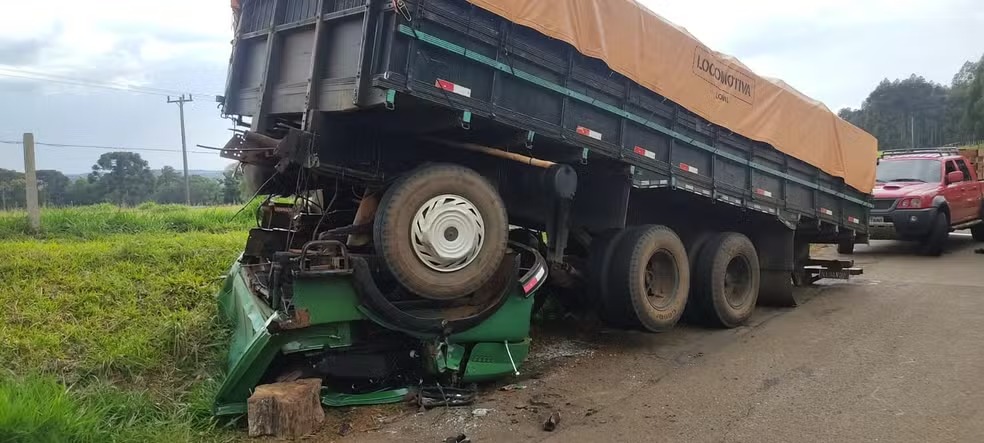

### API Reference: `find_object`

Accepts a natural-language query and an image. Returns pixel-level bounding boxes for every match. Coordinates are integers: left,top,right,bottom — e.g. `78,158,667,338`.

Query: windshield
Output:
876,159,941,183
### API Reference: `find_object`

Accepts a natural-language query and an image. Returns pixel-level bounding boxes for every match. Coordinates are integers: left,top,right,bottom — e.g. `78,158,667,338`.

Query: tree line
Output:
839,53,984,150
0,151,244,210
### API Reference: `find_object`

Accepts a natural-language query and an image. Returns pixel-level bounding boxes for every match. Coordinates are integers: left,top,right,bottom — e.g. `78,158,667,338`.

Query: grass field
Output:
0,204,256,442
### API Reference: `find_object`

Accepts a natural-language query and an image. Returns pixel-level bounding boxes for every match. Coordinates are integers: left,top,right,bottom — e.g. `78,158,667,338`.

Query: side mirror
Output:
947,171,965,184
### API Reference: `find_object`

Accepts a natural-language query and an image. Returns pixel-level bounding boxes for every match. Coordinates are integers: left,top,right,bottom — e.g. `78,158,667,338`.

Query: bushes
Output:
0,203,255,240
0,205,250,442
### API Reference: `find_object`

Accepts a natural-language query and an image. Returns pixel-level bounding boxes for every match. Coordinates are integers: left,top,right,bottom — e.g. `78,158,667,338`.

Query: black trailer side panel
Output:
224,0,871,239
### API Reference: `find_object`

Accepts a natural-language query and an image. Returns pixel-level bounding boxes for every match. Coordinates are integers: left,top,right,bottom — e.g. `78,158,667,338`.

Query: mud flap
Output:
751,225,798,307
758,270,797,307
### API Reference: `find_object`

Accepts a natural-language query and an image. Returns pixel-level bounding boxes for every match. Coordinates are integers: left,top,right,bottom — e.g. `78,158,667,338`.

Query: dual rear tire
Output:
689,233,760,328
601,225,690,331
590,226,760,331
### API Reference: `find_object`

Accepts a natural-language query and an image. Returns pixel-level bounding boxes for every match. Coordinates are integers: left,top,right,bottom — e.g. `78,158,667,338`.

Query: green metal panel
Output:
281,322,353,354
450,293,535,343
292,277,366,324
214,261,285,414
321,389,410,407
462,339,532,382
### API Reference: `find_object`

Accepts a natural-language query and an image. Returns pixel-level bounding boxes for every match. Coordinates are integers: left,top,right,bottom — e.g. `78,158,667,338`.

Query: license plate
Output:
870,216,884,224
819,269,851,280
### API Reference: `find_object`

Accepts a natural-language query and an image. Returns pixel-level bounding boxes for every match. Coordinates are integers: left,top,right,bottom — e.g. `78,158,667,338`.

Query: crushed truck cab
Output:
212,215,547,415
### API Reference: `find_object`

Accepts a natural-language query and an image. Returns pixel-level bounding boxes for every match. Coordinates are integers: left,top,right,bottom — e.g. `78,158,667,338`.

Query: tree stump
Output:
248,378,325,438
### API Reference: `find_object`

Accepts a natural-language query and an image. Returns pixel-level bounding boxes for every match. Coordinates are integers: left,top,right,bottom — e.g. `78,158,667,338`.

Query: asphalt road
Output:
343,234,984,442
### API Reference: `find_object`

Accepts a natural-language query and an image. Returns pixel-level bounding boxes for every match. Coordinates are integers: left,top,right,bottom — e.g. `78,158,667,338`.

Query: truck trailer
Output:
213,0,878,414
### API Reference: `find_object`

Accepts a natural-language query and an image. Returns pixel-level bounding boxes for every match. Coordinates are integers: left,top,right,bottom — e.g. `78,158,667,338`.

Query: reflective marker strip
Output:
820,208,834,216
755,188,773,198
576,126,602,140
435,79,472,97
848,216,860,224
679,163,699,175
523,266,547,293
633,146,656,159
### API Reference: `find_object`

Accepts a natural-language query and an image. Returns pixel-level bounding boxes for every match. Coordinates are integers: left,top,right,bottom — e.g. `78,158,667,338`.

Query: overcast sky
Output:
0,0,981,174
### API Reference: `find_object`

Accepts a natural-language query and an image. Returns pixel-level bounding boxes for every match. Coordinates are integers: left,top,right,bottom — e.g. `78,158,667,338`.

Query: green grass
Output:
0,202,256,240
0,205,253,442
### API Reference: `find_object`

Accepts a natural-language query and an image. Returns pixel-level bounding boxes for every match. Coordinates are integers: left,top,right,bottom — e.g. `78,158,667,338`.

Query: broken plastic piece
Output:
504,341,519,376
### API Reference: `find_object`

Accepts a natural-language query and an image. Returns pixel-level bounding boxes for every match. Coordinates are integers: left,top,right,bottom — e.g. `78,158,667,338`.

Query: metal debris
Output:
543,411,561,431
444,433,471,443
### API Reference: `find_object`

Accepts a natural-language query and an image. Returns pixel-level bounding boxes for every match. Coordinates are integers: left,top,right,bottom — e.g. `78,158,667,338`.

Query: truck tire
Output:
587,229,627,309
690,232,760,328
917,212,948,257
604,225,690,332
837,239,854,254
374,164,508,300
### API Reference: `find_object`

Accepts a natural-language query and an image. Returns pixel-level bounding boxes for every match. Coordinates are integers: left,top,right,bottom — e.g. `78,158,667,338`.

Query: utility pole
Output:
23,133,40,233
167,94,193,205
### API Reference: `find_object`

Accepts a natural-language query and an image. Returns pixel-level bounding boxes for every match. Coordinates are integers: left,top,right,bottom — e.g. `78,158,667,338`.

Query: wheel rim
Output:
643,249,679,310
723,255,752,308
410,194,485,272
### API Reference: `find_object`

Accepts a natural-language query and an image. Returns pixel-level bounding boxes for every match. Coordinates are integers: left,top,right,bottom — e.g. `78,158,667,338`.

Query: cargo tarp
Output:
467,0,878,193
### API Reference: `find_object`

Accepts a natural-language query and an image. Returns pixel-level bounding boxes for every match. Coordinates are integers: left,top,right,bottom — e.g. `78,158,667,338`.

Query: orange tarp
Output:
468,0,878,193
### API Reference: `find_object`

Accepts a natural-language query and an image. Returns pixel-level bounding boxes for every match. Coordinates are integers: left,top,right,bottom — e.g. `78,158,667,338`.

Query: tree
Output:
188,175,222,205
221,169,243,204
67,177,101,206
157,166,181,188
0,168,26,210
90,152,155,206
841,53,984,148
961,55,984,141
153,166,185,204
840,75,953,149
35,170,70,206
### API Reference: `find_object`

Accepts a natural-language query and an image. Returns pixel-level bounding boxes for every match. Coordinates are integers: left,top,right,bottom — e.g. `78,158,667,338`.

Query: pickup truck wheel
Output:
604,225,689,332
691,232,760,328
374,164,507,300
917,213,948,257
971,223,984,241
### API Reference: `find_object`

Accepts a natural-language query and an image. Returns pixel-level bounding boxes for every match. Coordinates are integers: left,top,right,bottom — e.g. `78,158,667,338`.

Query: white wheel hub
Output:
411,194,485,272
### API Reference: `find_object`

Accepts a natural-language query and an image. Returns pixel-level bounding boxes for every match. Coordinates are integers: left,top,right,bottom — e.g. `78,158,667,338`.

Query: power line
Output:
0,67,222,99
0,139,217,155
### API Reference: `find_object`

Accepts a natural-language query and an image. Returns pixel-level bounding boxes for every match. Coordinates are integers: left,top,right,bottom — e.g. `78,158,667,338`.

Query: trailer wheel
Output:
587,229,626,309
374,164,507,300
691,233,760,328
604,225,689,332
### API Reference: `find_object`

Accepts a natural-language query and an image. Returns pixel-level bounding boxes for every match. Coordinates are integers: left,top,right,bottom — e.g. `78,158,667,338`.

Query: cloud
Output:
0,0,982,174
0,38,49,65
639,0,984,109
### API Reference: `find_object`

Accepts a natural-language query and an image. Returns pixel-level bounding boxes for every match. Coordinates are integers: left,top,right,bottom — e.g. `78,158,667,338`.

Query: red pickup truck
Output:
859,148,984,255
